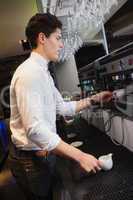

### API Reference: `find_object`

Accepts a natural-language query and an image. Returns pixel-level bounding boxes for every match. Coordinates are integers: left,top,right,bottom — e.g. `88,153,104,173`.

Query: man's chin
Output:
51,56,59,62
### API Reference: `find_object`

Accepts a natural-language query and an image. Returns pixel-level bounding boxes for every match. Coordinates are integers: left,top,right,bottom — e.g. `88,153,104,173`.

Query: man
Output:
9,13,112,200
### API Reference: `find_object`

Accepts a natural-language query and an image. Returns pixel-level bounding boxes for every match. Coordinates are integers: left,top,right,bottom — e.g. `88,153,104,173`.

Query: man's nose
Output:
60,41,64,49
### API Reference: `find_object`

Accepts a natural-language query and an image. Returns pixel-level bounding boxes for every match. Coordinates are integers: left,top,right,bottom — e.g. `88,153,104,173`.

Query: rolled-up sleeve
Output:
54,87,77,116
14,75,61,151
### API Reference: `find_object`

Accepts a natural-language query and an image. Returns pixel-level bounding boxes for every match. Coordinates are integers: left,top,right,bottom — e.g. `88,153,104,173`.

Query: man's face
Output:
43,28,63,62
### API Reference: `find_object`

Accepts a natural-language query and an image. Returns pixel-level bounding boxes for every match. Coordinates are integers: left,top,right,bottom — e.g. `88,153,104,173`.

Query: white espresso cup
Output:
98,153,113,171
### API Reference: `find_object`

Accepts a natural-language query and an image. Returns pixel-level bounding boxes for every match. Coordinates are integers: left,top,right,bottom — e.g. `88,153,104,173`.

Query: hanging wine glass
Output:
58,0,118,61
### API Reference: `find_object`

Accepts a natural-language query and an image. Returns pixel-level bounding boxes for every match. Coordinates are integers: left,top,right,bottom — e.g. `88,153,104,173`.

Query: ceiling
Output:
44,0,127,39
0,0,128,59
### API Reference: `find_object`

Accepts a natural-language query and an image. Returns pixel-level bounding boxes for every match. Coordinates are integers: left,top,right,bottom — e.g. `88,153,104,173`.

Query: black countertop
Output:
54,123,133,200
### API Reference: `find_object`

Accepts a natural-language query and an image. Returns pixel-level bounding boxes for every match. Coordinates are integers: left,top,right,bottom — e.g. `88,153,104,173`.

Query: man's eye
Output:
56,36,62,40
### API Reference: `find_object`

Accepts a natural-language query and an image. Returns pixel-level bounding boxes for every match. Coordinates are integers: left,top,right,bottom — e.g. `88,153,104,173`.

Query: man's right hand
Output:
78,152,101,173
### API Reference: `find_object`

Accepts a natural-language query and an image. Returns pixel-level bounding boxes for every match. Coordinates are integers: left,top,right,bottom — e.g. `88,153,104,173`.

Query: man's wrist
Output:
86,97,92,107
86,97,96,106
90,94,100,105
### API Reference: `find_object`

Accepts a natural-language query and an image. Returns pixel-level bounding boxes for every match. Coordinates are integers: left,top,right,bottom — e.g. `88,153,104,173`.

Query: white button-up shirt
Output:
10,52,76,151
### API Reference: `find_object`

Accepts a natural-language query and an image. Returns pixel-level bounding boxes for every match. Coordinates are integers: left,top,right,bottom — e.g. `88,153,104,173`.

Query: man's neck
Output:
32,48,49,62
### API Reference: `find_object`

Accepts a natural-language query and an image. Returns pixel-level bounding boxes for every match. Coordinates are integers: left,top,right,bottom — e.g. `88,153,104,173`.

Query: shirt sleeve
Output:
14,75,61,151
54,87,77,116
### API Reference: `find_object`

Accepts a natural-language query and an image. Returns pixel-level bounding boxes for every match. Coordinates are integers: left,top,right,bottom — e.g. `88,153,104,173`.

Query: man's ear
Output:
38,32,47,44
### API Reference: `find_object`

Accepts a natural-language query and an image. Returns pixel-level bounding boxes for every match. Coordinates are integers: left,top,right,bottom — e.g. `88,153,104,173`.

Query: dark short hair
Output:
25,13,62,49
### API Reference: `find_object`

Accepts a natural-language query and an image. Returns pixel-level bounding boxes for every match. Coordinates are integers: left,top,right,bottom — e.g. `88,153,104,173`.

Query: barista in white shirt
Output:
10,13,112,200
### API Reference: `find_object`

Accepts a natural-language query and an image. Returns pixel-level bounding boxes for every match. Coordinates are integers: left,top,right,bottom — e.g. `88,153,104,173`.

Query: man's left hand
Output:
91,91,113,103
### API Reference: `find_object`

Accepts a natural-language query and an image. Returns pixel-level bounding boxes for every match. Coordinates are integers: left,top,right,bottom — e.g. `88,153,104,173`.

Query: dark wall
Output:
0,54,29,118
74,43,106,69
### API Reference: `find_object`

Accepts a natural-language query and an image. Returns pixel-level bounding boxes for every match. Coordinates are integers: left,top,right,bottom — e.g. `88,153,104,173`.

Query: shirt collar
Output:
30,51,49,71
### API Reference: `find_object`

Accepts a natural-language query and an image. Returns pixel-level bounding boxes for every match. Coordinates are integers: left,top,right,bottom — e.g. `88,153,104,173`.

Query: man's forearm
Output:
52,139,83,163
75,97,91,113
